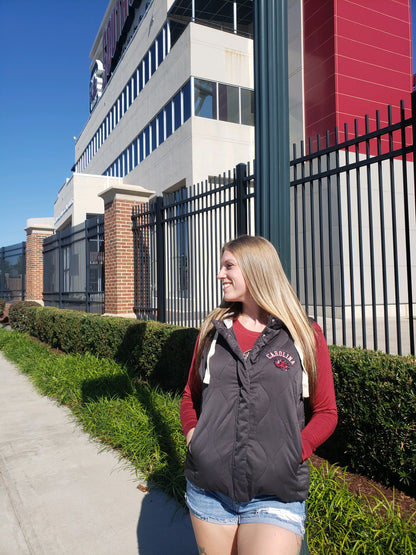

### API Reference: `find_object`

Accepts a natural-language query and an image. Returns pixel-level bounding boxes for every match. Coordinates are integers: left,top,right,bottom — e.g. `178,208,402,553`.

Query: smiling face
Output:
217,249,249,304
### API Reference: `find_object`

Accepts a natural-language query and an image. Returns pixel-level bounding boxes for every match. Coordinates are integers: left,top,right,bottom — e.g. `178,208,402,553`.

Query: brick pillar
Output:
99,185,154,317
24,221,54,303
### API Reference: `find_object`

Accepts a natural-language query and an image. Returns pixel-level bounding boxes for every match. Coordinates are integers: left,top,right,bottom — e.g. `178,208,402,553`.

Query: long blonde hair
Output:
197,235,318,397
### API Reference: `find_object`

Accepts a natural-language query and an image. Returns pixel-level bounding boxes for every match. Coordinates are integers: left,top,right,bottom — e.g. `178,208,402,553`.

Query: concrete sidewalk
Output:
0,351,197,555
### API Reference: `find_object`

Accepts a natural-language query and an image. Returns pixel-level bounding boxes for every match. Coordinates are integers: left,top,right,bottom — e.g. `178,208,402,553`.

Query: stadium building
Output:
45,0,411,231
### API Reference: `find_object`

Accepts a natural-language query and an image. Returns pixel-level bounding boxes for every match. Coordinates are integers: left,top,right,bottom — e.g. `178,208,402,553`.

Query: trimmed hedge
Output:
321,345,416,497
8,303,416,497
9,305,198,392
0,298,5,318
8,301,41,323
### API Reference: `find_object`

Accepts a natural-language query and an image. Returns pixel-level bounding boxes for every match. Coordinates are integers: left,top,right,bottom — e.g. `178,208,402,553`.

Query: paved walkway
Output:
0,350,197,554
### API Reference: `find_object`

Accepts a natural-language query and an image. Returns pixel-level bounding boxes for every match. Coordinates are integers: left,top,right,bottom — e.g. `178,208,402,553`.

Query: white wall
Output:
54,174,123,230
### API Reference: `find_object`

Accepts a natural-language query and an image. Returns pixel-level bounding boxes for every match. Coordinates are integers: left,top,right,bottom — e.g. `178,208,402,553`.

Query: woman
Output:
180,235,337,555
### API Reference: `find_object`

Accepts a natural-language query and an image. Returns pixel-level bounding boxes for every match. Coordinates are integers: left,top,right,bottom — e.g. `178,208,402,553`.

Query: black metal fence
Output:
291,98,415,357
132,163,255,327
0,242,26,301
43,216,105,313
132,94,415,356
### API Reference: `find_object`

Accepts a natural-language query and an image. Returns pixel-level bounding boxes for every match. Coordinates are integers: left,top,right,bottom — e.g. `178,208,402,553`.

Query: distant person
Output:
180,235,337,554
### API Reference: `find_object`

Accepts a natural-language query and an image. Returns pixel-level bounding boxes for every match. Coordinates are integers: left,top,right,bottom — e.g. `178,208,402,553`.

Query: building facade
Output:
22,0,413,318
62,0,411,228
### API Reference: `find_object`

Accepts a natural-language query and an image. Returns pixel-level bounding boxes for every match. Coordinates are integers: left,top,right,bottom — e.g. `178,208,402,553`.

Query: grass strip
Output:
0,328,414,553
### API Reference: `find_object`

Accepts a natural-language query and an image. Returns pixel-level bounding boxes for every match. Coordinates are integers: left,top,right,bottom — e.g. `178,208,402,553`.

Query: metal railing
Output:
0,242,26,301
43,216,105,313
132,94,415,355
132,163,255,328
291,97,415,356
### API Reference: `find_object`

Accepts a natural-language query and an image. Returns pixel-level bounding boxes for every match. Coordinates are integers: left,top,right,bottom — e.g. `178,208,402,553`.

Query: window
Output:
144,128,150,158
138,65,143,93
173,91,181,130
150,119,157,152
183,80,191,122
165,102,173,138
241,88,254,126
194,79,217,119
138,133,144,162
128,144,133,173
121,151,126,176
218,84,239,123
165,22,170,56
150,42,156,75
122,89,126,114
157,32,164,66
143,56,149,86
157,111,164,146
118,97,122,120
125,84,130,111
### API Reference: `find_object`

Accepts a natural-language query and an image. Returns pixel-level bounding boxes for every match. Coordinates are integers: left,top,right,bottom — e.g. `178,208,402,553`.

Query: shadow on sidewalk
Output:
136,490,197,554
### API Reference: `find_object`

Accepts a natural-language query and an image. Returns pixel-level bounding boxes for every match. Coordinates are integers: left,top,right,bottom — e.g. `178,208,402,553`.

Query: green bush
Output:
0,298,5,318
8,303,416,496
8,301,42,330
9,305,198,392
321,345,416,497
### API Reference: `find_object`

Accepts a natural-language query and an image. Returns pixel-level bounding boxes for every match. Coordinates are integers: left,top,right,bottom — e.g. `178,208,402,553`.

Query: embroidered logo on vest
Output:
265,350,296,371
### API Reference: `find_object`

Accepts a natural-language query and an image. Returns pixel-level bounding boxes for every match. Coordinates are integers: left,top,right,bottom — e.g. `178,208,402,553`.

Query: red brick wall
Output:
103,197,139,315
25,231,53,301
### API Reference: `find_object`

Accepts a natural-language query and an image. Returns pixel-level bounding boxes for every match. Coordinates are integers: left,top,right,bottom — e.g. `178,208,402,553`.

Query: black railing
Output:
132,94,415,356
43,216,104,313
0,242,26,301
291,97,415,356
132,163,255,327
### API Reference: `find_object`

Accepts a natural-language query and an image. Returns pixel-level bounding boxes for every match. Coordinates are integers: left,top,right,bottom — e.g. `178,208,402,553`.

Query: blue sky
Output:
0,0,415,247
0,0,108,246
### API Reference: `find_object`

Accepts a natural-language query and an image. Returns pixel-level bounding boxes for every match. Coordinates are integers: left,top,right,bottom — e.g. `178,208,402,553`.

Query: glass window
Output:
150,42,156,75
165,23,170,56
131,74,137,101
121,151,126,176
194,79,217,119
157,32,164,66
143,56,149,85
165,102,172,138
125,84,130,110
183,80,191,122
138,65,143,93
241,88,254,126
138,133,144,162
128,144,133,173
157,111,164,145
144,127,151,157
173,91,181,130
219,84,239,123
150,119,157,151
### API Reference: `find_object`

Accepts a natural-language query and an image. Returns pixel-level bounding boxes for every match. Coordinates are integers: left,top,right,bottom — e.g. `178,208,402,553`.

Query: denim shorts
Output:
185,479,306,537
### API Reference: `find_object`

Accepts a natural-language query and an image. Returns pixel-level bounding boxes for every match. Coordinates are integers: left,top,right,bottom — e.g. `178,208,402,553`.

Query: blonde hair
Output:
197,235,317,397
